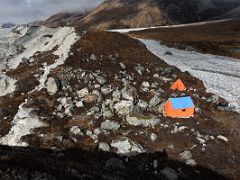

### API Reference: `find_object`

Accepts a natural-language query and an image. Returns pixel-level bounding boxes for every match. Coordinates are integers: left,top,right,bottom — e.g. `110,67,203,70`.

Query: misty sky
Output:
0,0,104,24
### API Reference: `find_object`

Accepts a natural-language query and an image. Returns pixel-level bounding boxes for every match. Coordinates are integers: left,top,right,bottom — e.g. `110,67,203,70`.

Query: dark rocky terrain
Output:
0,145,226,180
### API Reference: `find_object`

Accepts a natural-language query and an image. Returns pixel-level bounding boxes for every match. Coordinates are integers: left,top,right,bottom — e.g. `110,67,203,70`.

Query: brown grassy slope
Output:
130,19,240,59
71,0,170,31
48,31,240,179
0,30,240,179
43,12,85,28
43,0,171,30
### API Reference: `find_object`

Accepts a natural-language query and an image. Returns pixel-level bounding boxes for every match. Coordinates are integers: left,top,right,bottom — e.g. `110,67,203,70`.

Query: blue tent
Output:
169,97,194,110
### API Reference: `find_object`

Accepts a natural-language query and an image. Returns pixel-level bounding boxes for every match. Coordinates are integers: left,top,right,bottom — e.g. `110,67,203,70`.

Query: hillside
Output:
1,1,240,178
0,24,240,179
130,19,240,59
44,0,240,30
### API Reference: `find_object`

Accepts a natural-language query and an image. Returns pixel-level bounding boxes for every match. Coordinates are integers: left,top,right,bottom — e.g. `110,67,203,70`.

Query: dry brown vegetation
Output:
130,19,240,59
0,29,240,179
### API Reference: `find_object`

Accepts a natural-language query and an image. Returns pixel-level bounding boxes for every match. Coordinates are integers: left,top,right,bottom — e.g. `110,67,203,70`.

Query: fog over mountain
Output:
0,0,104,24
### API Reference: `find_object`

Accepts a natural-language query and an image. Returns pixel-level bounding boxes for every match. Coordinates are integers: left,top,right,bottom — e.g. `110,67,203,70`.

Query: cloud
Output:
0,0,104,24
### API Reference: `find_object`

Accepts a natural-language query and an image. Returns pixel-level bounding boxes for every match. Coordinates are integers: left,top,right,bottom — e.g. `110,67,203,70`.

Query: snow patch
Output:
140,39,240,113
0,74,16,96
0,102,47,147
0,25,29,71
6,26,78,70
109,27,158,33
109,19,232,33
32,26,79,91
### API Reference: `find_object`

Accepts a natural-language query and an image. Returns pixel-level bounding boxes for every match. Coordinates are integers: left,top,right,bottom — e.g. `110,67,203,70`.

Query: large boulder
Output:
126,116,160,127
110,138,145,154
101,120,120,131
121,85,138,102
149,92,162,107
46,77,60,95
99,142,111,152
114,100,134,117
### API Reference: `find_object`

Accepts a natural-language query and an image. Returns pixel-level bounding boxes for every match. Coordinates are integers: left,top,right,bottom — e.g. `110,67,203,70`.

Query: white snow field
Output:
0,102,47,146
0,25,29,96
6,26,79,70
140,39,240,113
108,19,232,33
0,25,29,69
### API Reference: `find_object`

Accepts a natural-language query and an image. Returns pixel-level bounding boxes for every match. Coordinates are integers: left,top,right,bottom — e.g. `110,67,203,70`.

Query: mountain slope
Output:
220,5,240,18
44,0,240,30
0,25,240,179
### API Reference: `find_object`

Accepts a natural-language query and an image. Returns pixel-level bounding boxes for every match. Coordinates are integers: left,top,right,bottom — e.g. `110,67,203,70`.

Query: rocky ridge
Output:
0,25,239,179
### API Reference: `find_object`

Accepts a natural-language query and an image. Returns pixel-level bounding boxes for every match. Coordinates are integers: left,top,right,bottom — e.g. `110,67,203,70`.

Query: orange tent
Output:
170,79,186,91
163,97,194,118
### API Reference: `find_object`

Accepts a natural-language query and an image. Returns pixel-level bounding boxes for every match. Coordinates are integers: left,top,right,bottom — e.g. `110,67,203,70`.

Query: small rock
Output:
83,94,97,103
86,130,93,137
87,106,100,116
22,57,30,64
217,135,228,142
102,110,114,118
76,101,84,108
101,120,120,131
77,88,89,98
138,100,148,112
153,159,158,169
114,100,133,117
149,92,162,108
90,54,97,61
134,64,145,75
161,167,178,180
164,51,173,55
99,142,110,152
178,126,187,132
58,97,74,116
141,81,150,88
158,100,166,113
119,63,126,69
153,73,160,78
46,77,60,95
121,86,137,102
179,151,192,161
150,133,157,141
96,76,107,85
186,159,196,166
101,85,113,95
170,93,178,97
94,128,101,135
195,107,201,113
70,126,82,135
172,126,179,134
112,90,122,101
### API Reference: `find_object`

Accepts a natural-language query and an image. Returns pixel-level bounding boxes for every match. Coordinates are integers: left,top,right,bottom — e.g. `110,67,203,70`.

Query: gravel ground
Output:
140,39,240,113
